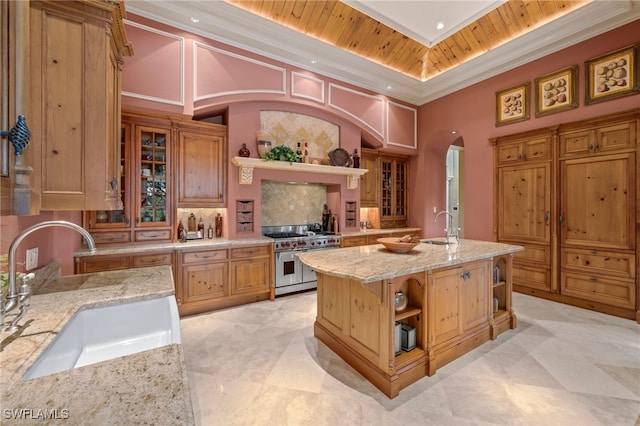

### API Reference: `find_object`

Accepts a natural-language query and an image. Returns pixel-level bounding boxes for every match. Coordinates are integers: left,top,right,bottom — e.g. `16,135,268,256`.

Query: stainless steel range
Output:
263,225,341,296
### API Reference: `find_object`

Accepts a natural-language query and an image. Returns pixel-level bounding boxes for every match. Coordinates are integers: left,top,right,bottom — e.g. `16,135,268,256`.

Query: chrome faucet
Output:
434,210,459,244
1,221,96,332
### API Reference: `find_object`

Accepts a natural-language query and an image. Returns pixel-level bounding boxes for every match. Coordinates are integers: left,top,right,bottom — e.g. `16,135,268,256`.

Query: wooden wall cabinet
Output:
493,109,639,321
359,149,409,228
29,0,132,212
176,120,227,207
360,148,379,207
84,112,174,244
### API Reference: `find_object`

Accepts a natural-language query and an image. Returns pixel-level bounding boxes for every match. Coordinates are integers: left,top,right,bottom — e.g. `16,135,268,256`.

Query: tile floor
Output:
181,292,640,426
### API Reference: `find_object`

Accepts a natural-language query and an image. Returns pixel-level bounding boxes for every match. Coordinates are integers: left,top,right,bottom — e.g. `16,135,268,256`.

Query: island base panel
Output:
314,321,428,398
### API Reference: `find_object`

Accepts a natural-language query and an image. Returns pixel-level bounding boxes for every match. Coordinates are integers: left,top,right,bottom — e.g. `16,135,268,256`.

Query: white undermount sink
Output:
23,296,181,380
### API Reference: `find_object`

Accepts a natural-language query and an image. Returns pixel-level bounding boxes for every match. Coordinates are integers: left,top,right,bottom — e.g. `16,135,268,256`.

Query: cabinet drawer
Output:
82,256,130,273
91,232,131,244
236,200,254,211
236,212,254,222
513,243,551,266
341,236,367,247
236,222,253,232
231,245,271,259
512,263,551,292
562,248,635,279
133,252,174,268
497,143,523,165
559,130,595,157
135,229,171,242
182,249,228,264
561,272,635,309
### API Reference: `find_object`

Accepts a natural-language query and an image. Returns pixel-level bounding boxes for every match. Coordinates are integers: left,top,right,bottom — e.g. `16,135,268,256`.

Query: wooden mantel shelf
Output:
231,157,368,189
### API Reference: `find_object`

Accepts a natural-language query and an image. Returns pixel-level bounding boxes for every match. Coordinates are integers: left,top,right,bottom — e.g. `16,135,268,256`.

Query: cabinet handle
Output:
595,143,600,150
110,176,118,190
461,271,471,281
589,144,594,150
559,211,564,227
124,217,130,225
590,277,598,282
544,211,549,226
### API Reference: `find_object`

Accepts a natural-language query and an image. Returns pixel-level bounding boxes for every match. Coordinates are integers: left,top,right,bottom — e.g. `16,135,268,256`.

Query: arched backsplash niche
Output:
260,111,339,163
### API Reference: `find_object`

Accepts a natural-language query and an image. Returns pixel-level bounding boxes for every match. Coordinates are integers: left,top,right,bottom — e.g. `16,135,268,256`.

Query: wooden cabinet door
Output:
135,125,171,228
497,162,551,243
182,262,228,304
360,149,379,207
177,124,227,207
230,257,270,295
460,261,490,332
380,155,408,228
560,153,635,250
30,1,130,211
431,267,462,345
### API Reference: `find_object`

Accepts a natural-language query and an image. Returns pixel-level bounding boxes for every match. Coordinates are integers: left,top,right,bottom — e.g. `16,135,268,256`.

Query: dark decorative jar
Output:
239,143,250,157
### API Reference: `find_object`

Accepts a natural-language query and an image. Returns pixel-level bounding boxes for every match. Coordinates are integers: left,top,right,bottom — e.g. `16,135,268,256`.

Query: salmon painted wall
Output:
0,211,83,276
414,20,640,240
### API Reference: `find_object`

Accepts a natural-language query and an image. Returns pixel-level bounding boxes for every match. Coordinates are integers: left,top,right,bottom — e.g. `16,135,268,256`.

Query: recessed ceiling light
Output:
451,130,457,134
190,17,200,24
386,85,393,90
310,59,318,64
436,22,444,30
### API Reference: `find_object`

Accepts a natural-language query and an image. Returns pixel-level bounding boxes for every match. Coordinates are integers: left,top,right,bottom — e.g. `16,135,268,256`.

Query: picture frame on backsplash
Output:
534,65,578,117
585,44,640,104
495,82,529,126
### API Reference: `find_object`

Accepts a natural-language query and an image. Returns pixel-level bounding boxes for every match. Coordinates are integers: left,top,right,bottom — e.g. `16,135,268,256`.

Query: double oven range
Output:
263,225,341,296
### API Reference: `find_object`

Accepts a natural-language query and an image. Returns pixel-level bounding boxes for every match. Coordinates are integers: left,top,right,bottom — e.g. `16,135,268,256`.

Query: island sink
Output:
23,296,181,380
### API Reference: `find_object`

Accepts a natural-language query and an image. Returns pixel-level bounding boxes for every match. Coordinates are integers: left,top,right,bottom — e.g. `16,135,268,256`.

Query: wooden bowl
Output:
377,237,419,253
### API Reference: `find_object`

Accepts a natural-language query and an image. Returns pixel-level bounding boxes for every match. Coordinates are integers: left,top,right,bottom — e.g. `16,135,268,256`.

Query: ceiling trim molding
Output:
126,1,640,106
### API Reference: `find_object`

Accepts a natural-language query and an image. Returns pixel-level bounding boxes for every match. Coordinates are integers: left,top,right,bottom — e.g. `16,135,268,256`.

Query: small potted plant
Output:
262,145,300,163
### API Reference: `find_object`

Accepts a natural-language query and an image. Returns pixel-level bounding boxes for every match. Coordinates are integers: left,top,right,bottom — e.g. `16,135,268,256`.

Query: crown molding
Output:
127,1,640,106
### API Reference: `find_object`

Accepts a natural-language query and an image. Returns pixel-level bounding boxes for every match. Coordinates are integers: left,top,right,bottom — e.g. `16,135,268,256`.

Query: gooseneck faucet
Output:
434,210,459,244
1,221,96,331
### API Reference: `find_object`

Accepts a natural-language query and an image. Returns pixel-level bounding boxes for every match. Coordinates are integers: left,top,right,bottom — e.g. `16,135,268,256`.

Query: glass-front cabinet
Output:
84,112,173,244
380,154,408,228
137,126,169,226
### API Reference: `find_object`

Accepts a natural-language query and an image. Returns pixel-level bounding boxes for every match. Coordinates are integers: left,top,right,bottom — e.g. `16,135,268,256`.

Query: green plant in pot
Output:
262,145,300,163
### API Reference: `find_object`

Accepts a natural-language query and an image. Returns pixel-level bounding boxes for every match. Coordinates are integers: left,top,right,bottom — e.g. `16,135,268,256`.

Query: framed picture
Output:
534,65,578,117
495,83,529,126
585,44,640,104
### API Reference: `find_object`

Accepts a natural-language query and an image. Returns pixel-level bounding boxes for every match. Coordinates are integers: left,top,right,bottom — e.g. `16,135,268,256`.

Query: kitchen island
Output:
0,266,194,425
298,239,523,398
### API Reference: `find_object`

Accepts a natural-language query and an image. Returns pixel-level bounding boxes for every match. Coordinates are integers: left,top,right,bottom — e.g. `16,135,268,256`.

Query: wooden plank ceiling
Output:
225,0,591,81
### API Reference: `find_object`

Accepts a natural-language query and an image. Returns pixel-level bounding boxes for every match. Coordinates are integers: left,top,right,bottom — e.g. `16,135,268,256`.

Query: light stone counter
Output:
338,227,421,238
298,238,523,283
0,266,194,425
74,237,273,258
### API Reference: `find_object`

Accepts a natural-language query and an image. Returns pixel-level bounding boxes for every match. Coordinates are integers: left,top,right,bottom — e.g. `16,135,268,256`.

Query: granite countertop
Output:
297,238,523,283
74,237,273,257
339,227,421,238
0,266,194,425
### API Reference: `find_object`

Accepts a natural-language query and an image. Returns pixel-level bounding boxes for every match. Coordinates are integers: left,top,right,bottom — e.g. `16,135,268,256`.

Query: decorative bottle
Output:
207,223,214,239
303,142,310,163
198,217,204,237
239,143,250,157
177,220,185,241
352,149,360,168
215,213,223,238
187,213,196,232
296,142,302,162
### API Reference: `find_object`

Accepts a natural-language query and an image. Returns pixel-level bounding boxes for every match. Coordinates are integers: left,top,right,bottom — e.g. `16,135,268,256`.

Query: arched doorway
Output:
446,137,464,238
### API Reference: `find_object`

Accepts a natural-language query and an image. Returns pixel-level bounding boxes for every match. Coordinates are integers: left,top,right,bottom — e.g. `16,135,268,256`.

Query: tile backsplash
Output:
261,181,326,226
